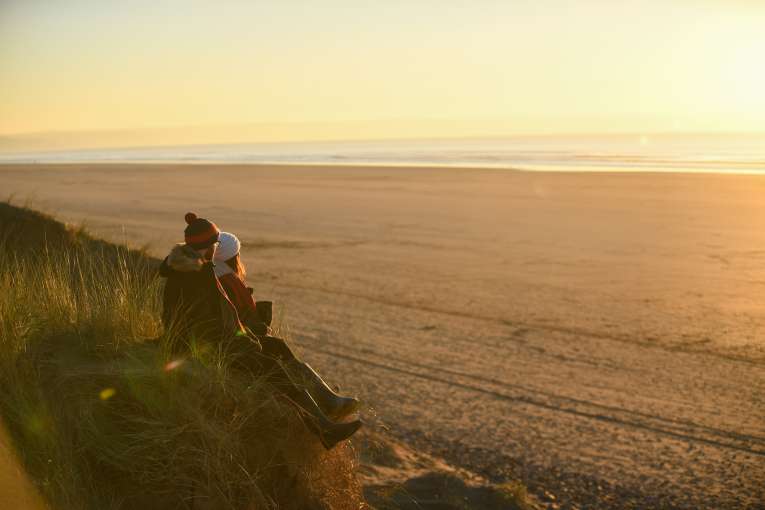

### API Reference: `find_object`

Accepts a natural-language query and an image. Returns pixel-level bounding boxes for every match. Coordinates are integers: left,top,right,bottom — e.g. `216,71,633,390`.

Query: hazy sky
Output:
1,0,764,145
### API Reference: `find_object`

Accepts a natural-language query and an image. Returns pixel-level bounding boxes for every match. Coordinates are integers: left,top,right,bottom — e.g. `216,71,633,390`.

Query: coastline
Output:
2,133,765,174
4,160,765,176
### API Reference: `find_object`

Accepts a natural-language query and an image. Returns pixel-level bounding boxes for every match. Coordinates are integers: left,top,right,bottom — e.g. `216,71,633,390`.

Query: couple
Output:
159,212,362,449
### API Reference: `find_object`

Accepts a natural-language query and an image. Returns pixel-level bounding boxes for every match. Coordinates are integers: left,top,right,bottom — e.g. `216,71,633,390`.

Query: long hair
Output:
225,253,246,280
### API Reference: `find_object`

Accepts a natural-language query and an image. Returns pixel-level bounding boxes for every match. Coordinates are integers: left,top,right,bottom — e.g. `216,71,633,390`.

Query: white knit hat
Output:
214,232,241,263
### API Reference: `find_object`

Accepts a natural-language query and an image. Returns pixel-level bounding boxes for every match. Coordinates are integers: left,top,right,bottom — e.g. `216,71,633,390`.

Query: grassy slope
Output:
0,202,365,510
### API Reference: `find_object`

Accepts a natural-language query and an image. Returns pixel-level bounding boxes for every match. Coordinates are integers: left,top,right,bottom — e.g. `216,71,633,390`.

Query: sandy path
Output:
1,163,764,509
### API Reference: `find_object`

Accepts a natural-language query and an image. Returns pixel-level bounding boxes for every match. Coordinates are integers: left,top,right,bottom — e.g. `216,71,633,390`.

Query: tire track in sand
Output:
296,334,765,457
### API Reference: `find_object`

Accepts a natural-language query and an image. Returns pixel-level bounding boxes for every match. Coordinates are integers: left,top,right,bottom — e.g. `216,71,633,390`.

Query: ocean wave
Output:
1,136,764,173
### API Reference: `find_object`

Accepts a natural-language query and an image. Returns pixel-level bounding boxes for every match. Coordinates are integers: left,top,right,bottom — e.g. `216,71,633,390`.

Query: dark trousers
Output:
226,334,305,404
259,335,297,362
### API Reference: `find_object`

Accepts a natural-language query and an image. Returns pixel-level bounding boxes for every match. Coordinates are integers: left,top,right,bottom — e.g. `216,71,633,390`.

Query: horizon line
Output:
3,128,765,156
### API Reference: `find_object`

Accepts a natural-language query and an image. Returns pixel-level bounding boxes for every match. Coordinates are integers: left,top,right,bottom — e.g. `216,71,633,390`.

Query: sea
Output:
1,134,764,174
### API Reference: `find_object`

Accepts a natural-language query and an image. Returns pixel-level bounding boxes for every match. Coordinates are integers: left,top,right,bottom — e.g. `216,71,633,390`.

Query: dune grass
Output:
0,202,365,510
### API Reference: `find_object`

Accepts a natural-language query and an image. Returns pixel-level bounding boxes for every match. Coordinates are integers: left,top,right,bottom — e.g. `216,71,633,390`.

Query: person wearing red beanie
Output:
183,212,220,250
160,213,234,340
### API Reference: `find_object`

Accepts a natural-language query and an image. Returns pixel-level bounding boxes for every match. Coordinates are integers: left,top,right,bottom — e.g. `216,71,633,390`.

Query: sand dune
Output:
2,163,764,509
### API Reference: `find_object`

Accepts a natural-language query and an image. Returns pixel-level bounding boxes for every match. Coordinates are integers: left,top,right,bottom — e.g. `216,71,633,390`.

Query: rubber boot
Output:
287,360,360,420
292,389,362,450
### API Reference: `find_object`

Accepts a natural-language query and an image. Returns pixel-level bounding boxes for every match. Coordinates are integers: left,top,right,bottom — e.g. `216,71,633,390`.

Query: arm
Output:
159,256,177,278
218,274,259,325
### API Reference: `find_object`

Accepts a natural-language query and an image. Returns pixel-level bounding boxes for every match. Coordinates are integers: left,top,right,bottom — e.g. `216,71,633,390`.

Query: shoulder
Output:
159,256,171,277
163,244,204,274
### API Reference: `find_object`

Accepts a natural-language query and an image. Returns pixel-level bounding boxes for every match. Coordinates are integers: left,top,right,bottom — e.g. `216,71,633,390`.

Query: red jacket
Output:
217,273,259,327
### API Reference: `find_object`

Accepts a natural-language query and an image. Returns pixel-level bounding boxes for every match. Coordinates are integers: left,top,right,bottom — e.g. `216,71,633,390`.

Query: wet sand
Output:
2,163,764,508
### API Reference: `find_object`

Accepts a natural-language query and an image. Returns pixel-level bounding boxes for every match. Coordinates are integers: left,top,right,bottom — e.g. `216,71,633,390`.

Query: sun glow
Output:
0,1,763,149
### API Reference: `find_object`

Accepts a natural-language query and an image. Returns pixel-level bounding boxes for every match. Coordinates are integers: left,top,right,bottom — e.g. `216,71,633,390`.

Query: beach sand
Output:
2,163,764,508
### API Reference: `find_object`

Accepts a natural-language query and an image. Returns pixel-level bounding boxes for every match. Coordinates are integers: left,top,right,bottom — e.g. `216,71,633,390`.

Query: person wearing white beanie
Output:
213,229,360,423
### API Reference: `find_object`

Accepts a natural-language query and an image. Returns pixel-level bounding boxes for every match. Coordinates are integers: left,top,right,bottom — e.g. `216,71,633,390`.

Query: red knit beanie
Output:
184,212,220,249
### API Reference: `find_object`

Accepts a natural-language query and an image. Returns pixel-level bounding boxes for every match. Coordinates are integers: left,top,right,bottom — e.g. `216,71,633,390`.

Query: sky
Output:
1,0,764,149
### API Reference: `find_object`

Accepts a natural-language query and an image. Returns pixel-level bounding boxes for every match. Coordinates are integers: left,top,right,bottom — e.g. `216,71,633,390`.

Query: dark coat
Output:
159,244,243,342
